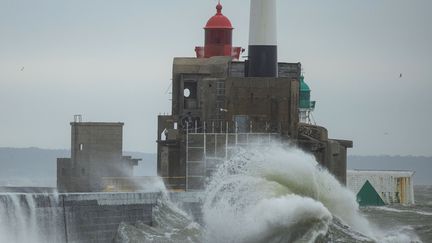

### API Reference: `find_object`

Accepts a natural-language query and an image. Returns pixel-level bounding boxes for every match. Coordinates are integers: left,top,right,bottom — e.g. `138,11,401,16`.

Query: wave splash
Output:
115,196,202,243
117,145,422,243
0,193,63,243
204,145,360,242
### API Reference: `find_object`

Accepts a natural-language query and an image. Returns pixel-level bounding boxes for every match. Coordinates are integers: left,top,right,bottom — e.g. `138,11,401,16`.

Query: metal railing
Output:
182,120,289,134
185,121,281,191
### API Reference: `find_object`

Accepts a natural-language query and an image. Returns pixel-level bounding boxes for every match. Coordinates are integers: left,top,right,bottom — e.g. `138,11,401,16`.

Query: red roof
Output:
204,3,233,29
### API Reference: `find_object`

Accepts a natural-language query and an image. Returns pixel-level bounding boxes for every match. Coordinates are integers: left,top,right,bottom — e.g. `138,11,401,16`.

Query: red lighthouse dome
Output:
195,2,242,59
204,3,233,29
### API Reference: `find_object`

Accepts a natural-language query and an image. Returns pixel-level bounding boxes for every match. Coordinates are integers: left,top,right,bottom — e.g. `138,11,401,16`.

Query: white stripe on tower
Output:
247,0,278,77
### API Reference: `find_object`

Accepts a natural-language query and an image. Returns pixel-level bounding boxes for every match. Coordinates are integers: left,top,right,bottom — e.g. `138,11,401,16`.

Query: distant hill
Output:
0,147,156,187
0,148,430,187
348,155,432,185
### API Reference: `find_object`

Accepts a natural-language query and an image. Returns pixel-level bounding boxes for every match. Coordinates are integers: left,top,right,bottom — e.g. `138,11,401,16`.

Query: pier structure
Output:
0,192,201,243
156,1,352,190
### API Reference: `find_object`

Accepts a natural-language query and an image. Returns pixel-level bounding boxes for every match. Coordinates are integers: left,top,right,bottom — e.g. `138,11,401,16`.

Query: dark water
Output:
362,185,432,242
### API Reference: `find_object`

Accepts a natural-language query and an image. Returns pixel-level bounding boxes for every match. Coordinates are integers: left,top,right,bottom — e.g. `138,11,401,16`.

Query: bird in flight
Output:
399,73,402,78
20,67,24,71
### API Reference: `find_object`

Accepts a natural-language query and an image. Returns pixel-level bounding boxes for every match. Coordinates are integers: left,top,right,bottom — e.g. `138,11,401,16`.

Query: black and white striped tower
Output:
247,0,278,77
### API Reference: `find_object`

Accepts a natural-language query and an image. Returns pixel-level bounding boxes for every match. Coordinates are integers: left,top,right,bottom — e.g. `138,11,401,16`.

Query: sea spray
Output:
203,146,334,242
115,144,422,242
114,176,203,243
0,193,64,243
115,194,203,243
203,144,420,242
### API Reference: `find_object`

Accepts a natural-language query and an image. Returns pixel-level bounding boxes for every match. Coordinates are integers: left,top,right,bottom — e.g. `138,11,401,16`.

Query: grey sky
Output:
0,0,431,156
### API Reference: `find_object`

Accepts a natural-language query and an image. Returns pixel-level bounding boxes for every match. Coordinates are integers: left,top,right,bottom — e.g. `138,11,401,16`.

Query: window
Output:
216,81,225,96
184,82,197,98
184,88,191,98
183,81,198,109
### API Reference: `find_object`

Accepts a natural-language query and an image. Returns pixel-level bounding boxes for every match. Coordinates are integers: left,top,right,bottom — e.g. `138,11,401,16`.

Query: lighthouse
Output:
247,0,278,77
195,2,243,59
157,1,352,190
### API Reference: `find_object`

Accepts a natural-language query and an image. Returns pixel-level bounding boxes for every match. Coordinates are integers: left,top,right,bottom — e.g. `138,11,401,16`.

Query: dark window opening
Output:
184,81,198,109
184,82,197,98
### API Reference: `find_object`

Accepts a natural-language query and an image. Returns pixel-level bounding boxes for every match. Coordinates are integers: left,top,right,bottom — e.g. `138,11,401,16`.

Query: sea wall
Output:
0,192,203,243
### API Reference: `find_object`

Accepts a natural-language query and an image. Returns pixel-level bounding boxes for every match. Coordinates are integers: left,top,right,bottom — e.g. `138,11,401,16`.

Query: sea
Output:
361,185,432,242
1,145,431,243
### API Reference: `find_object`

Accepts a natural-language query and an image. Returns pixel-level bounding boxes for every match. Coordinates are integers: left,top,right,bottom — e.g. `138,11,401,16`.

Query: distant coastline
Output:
0,147,430,186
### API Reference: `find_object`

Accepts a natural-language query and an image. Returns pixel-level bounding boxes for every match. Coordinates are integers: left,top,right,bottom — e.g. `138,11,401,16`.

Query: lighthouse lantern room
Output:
195,2,243,59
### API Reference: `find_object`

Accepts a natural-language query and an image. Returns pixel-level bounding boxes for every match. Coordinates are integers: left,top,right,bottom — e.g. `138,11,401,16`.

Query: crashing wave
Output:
116,145,422,243
115,195,202,243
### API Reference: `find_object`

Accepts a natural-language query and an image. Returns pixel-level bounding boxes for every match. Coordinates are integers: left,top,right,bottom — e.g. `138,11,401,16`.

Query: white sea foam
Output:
202,144,421,243
114,195,202,243
379,225,422,243
116,142,424,242
0,193,63,243
374,206,432,216
3,144,421,243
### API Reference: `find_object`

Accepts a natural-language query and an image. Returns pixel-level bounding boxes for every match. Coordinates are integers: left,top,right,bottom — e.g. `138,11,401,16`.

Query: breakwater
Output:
0,192,202,243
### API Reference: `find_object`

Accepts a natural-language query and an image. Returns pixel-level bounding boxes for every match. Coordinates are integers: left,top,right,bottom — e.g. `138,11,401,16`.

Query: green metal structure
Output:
356,180,386,206
299,75,316,109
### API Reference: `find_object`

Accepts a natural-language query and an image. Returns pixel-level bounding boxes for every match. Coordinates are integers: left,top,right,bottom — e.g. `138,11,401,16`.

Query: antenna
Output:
301,67,307,77
73,114,82,123
164,82,172,94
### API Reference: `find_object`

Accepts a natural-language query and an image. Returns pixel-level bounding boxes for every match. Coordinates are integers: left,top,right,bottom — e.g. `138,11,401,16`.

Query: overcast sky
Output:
0,0,431,156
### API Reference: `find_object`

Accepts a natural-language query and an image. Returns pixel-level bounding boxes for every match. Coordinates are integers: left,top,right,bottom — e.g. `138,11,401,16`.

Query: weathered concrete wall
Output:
59,122,140,193
63,193,158,243
172,57,231,117
224,77,299,137
64,192,202,242
297,124,352,184
0,192,202,243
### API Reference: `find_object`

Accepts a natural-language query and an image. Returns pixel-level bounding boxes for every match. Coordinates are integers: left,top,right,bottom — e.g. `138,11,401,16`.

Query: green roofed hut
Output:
356,180,386,206
347,170,415,205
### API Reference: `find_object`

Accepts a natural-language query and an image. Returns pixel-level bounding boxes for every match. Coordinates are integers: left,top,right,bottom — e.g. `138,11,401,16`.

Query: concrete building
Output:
156,2,352,191
57,120,140,192
347,170,415,205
